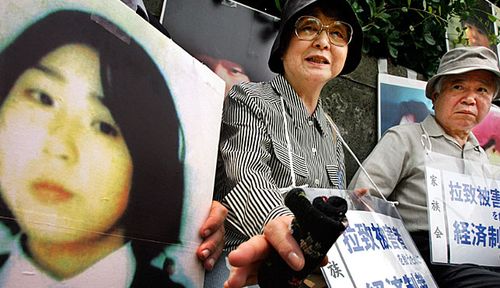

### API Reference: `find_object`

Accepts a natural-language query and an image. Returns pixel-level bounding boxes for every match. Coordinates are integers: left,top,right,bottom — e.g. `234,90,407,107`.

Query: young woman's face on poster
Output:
0,43,133,243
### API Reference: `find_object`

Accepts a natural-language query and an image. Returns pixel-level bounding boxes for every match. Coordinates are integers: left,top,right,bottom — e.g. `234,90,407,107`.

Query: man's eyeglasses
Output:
294,16,353,47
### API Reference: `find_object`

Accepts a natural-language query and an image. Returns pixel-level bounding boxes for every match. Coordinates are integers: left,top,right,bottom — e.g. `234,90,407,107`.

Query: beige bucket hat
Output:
425,46,500,100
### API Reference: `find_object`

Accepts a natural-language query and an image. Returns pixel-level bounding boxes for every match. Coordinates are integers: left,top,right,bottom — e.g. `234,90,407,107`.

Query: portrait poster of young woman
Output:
0,0,225,287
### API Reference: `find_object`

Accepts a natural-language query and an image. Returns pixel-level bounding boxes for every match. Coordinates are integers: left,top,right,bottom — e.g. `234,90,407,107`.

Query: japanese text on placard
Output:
343,223,408,254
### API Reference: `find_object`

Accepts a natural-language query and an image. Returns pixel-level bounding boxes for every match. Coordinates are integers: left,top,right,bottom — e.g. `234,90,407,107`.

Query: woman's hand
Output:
224,215,304,288
354,188,369,197
196,201,228,270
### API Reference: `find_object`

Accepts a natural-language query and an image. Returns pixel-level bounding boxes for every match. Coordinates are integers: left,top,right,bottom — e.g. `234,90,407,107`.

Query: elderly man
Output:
349,46,500,287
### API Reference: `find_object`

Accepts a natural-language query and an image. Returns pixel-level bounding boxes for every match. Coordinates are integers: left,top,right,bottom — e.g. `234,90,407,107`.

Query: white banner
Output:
425,151,500,266
300,190,437,288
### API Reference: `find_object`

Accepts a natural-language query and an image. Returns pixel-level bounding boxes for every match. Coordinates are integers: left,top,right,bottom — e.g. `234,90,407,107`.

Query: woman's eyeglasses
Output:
294,16,353,47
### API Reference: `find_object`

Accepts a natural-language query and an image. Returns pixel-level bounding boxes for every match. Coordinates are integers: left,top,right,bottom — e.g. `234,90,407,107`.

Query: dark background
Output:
161,0,278,83
145,0,280,17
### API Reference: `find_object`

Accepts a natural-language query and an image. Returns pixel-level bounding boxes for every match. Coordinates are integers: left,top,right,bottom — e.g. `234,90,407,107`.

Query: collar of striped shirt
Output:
270,74,331,137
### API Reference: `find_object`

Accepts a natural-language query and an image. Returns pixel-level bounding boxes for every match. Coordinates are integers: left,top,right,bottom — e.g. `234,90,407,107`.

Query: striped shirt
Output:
215,75,346,250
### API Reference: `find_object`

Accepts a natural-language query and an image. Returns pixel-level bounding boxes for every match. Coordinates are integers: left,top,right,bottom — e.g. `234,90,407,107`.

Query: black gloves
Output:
258,188,348,287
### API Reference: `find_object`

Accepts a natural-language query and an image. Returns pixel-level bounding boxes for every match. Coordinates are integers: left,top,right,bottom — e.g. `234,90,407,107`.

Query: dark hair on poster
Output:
0,8,184,282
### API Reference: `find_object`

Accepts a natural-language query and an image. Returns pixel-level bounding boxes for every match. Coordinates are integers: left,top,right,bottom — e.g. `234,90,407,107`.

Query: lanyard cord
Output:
324,115,388,202
280,96,297,187
420,123,433,161
280,96,389,202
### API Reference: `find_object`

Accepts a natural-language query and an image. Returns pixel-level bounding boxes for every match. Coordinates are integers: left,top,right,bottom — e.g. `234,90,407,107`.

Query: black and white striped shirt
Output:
215,75,345,250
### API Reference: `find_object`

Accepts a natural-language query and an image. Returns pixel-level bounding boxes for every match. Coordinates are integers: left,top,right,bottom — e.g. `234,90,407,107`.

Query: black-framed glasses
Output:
294,16,353,47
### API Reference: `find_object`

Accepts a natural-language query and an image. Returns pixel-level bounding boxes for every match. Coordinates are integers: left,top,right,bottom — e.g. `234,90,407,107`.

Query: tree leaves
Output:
346,0,499,78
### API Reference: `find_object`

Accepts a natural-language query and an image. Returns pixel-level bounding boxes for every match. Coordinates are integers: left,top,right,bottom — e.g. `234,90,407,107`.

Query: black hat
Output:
268,0,363,75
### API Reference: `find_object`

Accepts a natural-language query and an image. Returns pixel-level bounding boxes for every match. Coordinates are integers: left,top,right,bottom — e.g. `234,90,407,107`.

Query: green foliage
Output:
268,0,499,78
345,0,500,78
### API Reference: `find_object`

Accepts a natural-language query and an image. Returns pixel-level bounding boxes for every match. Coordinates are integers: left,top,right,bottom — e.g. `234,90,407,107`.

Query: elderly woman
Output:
349,46,500,287
213,0,362,286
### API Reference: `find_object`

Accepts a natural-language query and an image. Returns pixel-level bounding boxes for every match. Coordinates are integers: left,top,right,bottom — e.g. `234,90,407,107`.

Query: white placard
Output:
425,166,448,263
426,163,500,266
323,209,436,287
0,0,225,287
